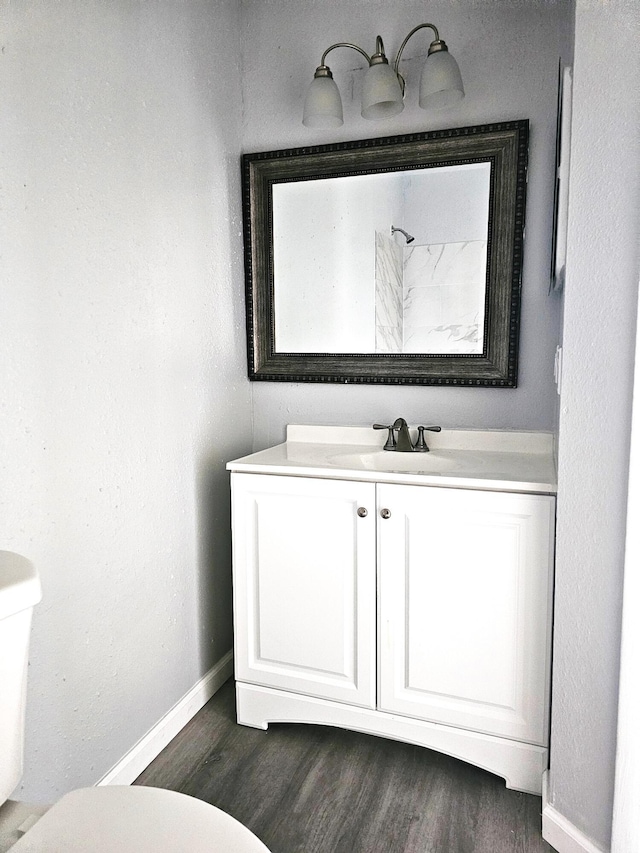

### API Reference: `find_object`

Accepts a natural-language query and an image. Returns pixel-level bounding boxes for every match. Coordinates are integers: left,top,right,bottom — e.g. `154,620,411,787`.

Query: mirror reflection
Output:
273,162,490,355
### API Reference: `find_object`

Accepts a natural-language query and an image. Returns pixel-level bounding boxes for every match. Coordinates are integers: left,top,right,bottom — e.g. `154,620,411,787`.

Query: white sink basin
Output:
328,450,468,474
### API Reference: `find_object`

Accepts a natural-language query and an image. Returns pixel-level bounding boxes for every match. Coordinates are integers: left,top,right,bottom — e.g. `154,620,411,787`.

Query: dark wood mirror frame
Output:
242,120,528,387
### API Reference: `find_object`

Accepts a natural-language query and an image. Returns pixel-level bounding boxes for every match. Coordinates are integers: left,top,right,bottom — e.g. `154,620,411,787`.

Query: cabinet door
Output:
231,473,376,708
378,484,554,744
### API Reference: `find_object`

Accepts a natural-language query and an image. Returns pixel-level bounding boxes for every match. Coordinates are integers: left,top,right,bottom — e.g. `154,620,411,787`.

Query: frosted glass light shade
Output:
361,62,404,120
419,50,465,110
303,75,343,128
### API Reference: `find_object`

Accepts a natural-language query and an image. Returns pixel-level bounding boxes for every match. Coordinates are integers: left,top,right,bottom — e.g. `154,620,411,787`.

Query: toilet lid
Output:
10,786,271,852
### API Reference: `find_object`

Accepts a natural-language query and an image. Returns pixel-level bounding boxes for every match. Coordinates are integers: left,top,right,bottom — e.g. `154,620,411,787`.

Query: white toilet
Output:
0,551,271,852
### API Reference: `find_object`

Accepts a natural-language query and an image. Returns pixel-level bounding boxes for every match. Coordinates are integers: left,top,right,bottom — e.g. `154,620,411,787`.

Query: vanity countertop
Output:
227,426,557,495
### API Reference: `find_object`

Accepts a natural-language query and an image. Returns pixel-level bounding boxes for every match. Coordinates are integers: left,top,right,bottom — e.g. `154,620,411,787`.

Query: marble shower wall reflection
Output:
375,231,404,353
403,240,487,354
375,235,487,354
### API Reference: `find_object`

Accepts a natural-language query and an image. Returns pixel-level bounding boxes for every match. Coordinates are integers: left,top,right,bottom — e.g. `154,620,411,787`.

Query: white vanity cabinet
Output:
230,468,555,795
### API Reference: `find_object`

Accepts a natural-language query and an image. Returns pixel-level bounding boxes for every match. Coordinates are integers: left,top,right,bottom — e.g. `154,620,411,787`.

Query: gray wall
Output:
550,0,640,848
240,0,568,450
0,0,252,801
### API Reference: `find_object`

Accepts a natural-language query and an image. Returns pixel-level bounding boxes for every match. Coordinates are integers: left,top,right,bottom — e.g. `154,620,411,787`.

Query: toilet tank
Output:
0,552,42,805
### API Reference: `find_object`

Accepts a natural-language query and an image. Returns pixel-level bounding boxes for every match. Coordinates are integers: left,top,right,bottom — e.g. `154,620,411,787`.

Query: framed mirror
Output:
242,120,528,386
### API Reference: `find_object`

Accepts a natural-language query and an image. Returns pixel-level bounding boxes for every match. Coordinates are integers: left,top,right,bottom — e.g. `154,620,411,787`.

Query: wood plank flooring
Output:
135,680,553,853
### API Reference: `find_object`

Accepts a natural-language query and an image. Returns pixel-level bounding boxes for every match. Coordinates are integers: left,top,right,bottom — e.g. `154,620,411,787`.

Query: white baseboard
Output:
96,651,233,786
542,771,607,853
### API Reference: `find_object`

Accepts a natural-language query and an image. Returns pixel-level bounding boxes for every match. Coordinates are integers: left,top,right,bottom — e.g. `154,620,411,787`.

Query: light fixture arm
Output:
393,23,444,95
319,42,372,68
316,36,394,73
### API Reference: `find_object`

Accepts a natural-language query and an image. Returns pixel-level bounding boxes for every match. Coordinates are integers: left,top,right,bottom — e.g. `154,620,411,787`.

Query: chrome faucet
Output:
373,418,441,452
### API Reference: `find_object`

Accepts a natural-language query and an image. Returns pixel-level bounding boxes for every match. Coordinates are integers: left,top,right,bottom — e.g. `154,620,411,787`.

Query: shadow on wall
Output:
195,454,236,674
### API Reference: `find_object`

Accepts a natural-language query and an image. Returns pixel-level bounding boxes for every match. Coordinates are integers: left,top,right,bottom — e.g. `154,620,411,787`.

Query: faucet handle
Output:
413,425,442,452
373,423,397,450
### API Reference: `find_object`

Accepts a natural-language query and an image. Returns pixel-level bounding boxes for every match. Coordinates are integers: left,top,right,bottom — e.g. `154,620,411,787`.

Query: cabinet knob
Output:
357,507,368,518
380,508,391,519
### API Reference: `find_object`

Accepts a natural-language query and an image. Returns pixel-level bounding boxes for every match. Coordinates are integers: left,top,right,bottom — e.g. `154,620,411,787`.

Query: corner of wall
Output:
542,772,608,853
97,652,233,787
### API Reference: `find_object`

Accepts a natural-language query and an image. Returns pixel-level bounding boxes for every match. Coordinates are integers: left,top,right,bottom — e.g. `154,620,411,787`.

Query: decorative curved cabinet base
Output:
236,683,548,796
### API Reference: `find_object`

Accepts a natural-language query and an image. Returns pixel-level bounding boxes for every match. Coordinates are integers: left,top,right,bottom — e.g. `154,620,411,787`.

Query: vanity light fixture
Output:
302,23,464,128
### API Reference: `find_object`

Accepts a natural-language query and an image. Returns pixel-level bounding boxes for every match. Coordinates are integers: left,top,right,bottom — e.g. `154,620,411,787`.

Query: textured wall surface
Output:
240,0,568,450
612,298,640,852
0,0,252,800
550,0,640,848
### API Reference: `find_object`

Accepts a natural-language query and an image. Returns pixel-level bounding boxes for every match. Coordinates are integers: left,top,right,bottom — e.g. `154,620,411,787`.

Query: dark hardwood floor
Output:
135,680,553,853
